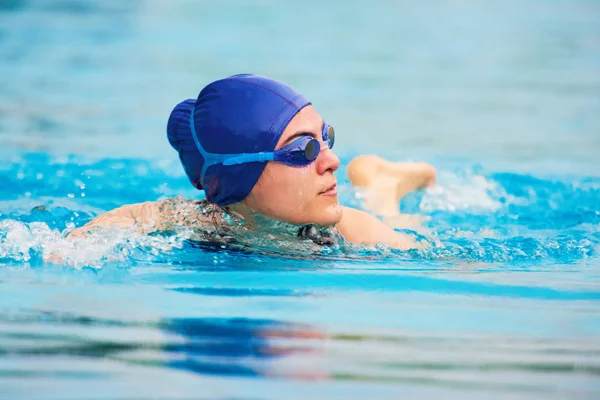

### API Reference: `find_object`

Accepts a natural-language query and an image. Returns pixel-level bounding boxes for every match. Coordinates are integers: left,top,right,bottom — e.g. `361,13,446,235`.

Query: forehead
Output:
280,105,323,140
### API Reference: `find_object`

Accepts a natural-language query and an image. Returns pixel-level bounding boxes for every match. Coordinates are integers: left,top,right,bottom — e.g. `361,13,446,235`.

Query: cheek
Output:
256,165,315,207
270,165,314,198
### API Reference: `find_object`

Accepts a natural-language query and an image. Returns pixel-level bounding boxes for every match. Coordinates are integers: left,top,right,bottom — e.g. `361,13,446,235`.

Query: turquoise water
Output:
1,1,600,399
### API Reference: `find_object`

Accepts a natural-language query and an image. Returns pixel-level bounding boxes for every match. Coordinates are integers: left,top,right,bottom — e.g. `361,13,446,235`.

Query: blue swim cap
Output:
167,74,311,206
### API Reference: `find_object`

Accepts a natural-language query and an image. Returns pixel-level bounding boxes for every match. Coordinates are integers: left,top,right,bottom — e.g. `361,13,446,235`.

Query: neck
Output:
227,202,304,234
225,202,257,227
225,202,339,246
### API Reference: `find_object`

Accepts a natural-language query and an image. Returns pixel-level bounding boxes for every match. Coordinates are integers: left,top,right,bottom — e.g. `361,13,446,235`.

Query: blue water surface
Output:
1,1,599,399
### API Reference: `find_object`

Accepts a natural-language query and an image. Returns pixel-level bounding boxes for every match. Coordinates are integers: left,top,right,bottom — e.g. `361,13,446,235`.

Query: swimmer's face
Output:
243,105,343,226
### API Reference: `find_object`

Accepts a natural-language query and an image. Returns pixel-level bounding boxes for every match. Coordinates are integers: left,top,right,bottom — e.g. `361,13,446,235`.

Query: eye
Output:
303,139,320,161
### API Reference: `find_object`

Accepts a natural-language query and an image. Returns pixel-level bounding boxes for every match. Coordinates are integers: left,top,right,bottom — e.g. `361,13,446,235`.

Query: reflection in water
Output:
0,310,328,381
2,308,599,393
164,317,327,379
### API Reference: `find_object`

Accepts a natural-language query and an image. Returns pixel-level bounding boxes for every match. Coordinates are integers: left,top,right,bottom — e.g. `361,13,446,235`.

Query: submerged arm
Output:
336,206,423,250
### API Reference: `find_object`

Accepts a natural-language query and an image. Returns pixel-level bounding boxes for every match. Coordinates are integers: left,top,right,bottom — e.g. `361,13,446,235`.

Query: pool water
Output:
1,1,599,399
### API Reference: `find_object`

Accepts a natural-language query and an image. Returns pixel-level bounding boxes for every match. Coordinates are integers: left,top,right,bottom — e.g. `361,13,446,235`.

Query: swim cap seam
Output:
268,97,310,139
228,77,301,108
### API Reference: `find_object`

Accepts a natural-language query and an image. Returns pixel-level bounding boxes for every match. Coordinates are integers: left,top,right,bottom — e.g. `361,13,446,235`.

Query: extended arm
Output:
336,206,423,250
347,155,436,217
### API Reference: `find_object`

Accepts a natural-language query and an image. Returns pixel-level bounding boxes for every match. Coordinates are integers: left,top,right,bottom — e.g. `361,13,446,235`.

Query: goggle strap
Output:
189,105,211,186
222,152,275,166
190,106,328,174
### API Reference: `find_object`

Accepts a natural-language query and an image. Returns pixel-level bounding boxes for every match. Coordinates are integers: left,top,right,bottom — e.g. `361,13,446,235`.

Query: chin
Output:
276,200,343,227
313,203,343,226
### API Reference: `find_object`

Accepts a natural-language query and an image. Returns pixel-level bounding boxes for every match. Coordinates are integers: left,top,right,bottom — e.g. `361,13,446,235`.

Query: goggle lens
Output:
303,138,320,161
326,125,335,148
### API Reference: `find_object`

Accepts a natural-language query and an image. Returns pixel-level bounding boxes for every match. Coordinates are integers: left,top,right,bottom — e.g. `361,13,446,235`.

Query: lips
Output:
320,183,338,196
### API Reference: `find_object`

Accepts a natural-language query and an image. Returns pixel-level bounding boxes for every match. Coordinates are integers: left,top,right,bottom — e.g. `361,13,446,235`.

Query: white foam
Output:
419,171,504,213
0,219,191,268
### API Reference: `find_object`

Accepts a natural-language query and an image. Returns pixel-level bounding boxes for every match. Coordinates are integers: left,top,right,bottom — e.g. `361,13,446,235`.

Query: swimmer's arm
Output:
336,206,422,250
68,202,161,238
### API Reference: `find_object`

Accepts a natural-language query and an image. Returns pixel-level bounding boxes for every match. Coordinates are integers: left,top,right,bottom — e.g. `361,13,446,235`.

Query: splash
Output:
420,170,505,213
0,155,598,268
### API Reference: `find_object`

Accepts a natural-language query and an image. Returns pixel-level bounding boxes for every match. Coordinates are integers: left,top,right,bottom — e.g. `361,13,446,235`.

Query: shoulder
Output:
68,201,160,238
336,206,419,250
336,206,393,244
68,197,212,238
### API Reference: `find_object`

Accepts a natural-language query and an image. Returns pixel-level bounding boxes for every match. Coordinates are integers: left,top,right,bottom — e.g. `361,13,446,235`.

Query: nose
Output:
315,144,340,175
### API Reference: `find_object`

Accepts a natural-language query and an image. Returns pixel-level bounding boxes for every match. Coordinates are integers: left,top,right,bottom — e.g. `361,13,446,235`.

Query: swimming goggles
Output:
190,105,335,180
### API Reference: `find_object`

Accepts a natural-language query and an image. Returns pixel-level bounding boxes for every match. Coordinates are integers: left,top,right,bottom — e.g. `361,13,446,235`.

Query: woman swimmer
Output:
68,74,436,250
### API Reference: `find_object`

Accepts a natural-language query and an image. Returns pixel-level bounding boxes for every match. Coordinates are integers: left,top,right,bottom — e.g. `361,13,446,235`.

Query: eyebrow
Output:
283,130,317,145
282,121,325,145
